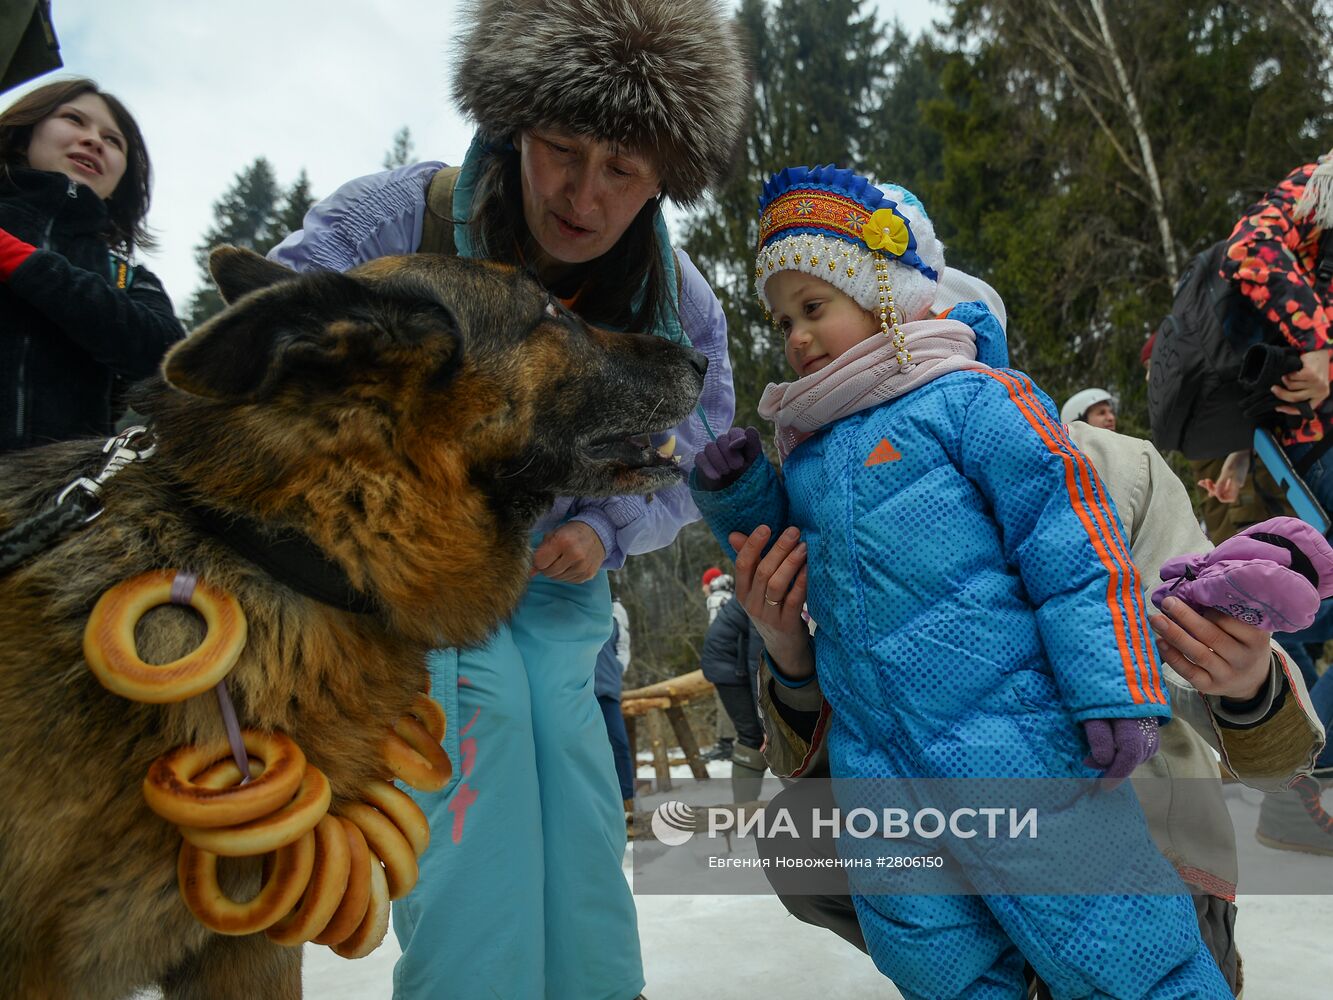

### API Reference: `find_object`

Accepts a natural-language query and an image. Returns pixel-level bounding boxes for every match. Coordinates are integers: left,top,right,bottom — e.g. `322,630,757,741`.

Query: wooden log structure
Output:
621,669,716,790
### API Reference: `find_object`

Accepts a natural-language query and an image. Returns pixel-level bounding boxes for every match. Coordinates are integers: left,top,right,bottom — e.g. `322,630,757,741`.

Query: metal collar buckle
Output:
55,425,158,523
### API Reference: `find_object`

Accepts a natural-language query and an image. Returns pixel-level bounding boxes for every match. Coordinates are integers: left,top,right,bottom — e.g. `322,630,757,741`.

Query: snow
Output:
290,767,1332,1000
127,762,1330,998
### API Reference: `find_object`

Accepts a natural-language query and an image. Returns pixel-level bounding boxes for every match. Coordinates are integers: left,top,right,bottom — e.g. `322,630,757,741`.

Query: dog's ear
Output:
209,246,298,304
164,271,369,401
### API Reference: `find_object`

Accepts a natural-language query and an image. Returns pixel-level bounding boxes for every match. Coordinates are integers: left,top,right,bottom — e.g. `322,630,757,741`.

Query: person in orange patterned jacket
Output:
1220,150,1333,459
1219,149,1333,860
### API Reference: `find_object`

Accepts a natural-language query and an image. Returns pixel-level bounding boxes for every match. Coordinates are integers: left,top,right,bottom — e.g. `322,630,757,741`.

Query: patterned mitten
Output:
1082,717,1160,788
694,426,762,492
1151,516,1333,632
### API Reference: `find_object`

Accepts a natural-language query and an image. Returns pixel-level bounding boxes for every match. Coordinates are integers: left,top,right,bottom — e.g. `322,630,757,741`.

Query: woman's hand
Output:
1148,595,1273,701
1196,450,1250,504
1272,348,1331,415
532,522,606,583
728,525,814,681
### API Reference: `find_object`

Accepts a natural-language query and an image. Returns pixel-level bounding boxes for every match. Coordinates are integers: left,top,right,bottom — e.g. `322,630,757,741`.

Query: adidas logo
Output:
865,438,902,466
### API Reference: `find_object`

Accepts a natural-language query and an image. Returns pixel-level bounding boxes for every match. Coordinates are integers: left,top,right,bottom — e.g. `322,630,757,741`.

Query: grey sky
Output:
11,1,942,312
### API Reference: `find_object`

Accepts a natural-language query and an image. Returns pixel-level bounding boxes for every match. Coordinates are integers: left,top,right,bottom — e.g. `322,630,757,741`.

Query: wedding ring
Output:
764,595,781,607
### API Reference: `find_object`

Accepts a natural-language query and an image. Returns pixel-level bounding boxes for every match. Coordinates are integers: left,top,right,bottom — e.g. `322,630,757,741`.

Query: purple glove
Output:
1151,516,1333,632
695,426,762,492
1082,717,1160,789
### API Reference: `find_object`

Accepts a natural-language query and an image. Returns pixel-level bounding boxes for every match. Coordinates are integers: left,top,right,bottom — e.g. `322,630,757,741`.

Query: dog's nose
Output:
685,348,708,378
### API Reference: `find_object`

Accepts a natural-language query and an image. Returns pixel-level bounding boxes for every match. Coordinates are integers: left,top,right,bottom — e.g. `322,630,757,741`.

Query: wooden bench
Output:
620,669,716,792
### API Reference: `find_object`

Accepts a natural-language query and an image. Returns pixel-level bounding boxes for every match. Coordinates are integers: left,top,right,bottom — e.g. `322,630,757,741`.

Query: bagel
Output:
83,569,247,703
408,692,446,743
360,780,430,857
381,715,451,792
330,846,390,959
313,819,372,947
339,801,419,900
143,731,306,828
265,814,352,946
177,829,315,935
179,766,331,857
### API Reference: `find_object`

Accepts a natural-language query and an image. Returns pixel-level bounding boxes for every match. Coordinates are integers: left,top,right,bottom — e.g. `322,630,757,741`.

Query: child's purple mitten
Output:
695,426,762,492
1151,515,1333,632
1082,717,1160,789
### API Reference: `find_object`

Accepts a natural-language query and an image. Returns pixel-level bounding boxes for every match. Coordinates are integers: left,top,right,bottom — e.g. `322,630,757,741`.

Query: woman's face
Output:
25,93,127,200
518,129,661,267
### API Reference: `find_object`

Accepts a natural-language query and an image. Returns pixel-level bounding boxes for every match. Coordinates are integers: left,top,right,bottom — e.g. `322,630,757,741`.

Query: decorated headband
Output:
755,165,942,369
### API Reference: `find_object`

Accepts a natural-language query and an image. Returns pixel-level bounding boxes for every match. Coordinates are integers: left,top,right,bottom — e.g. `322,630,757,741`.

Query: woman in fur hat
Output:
270,2,747,997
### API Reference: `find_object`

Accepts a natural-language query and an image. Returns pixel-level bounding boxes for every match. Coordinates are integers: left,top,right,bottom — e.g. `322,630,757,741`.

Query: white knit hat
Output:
1060,388,1116,425
755,166,945,364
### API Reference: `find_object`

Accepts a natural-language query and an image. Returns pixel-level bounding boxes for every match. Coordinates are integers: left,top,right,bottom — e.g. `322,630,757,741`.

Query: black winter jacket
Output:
699,595,763,687
0,167,184,454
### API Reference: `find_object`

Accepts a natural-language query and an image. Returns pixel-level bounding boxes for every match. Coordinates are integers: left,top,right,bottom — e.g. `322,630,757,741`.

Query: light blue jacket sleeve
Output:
960,370,1171,723
268,162,444,270
566,249,736,567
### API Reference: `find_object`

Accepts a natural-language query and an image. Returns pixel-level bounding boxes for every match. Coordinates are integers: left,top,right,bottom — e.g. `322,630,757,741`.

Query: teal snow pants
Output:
391,570,644,1000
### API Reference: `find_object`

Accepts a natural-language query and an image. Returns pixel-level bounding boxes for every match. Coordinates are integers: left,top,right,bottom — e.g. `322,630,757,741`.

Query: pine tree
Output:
925,0,1333,434
383,126,415,170
273,169,315,246
185,160,317,328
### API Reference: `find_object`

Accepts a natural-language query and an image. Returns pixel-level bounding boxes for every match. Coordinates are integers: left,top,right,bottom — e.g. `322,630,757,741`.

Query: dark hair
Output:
0,78,155,252
465,133,674,333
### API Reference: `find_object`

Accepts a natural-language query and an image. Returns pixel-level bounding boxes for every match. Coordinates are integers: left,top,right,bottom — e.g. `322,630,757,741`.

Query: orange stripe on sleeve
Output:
995,374,1166,705
982,371,1163,705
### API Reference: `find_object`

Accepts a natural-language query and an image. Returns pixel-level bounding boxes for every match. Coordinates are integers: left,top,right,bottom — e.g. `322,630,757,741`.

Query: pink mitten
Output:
1082,717,1160,789
1151,516,1333,632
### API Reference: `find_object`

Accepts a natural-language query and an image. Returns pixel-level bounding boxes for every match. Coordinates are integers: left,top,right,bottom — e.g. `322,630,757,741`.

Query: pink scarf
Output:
758,318,985,461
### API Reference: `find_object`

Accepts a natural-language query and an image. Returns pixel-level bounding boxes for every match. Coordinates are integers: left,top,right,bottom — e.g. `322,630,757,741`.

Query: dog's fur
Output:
0,248,705,999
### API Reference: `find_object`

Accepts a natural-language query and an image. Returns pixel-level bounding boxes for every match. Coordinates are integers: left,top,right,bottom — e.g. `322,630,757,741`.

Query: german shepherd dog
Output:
0,248,706,999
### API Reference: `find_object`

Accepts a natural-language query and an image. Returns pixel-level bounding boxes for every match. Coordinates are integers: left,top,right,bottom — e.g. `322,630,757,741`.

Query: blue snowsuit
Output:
693,303,1231,999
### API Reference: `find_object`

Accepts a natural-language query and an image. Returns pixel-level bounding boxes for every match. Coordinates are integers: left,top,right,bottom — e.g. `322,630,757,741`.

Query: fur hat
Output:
451,0,750,206
1294,148,1333,231
755,166,945,352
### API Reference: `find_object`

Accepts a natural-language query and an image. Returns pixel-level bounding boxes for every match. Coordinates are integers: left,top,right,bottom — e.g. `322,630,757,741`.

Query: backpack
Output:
1147,241,1264,459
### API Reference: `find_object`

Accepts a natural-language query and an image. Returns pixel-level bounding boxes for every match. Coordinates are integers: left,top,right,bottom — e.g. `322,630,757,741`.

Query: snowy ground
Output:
292,767,1331,1000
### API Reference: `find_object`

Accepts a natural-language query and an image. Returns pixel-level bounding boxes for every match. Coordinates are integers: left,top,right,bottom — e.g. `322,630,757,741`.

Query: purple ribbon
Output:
171,571,250,784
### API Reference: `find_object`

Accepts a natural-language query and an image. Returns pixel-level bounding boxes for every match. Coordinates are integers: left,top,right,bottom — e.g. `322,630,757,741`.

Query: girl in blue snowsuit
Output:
691,166,1232,999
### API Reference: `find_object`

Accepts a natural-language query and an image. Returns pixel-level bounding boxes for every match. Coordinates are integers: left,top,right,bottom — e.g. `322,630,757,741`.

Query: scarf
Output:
758,317,986,461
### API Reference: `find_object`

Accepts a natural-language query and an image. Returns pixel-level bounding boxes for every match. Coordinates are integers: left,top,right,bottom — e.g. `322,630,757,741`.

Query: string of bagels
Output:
82,568,452,957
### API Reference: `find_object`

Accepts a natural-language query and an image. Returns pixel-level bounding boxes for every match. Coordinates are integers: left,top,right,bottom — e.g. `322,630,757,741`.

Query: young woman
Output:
0,78,184,454
269,2,748,997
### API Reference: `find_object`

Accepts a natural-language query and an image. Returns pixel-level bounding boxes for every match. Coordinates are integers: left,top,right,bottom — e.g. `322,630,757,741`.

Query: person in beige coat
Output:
734,272,1323,997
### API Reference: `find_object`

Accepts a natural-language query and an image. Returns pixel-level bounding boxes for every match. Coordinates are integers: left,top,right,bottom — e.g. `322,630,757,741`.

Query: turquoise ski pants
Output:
391,571,644,1000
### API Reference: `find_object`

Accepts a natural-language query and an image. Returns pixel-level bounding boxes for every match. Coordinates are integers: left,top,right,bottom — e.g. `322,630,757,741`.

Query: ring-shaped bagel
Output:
313,819,372,947
177,829,315,935
381,716,451,792
360,780,430,857
143,731,306,828
330,847,390,959
339,801,419,900
265,814,352,946
408,692,446,744
84,569,247,703
179,765,331,856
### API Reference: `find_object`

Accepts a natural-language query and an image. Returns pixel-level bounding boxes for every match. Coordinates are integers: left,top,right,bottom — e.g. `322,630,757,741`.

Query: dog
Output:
0,247,706,999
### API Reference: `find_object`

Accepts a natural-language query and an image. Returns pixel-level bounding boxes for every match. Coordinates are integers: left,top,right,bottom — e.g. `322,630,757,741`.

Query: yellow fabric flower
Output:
862,208,909,256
